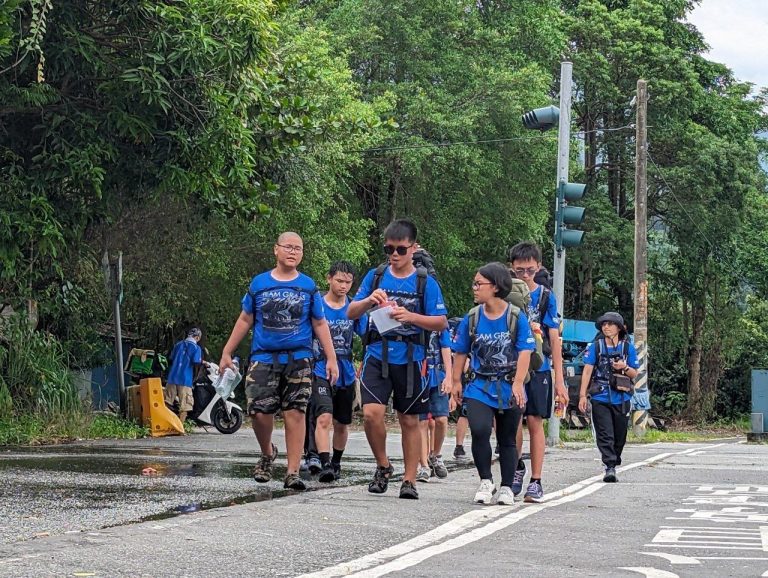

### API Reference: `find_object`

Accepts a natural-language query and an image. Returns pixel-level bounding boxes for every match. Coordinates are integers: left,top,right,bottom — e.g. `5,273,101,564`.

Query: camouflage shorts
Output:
245,358,312,415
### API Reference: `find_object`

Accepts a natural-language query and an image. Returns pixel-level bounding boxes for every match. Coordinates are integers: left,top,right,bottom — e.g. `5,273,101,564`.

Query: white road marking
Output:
641,552,701,565
619,567,680,577
299,444,724,578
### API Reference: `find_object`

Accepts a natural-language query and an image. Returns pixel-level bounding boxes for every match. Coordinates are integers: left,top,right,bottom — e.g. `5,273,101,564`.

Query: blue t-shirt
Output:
427,329,452,388
584,338,639,405
528,285,560,373
241,271,325,364
452,305,536,409
353,267,447,365
313,297,367,387
167,338,202,387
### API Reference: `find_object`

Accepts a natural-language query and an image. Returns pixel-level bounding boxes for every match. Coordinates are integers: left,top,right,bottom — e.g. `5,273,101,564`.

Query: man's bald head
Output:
277,231,302,245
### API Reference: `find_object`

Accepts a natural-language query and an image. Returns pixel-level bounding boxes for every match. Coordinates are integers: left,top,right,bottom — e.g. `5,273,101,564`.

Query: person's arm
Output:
348,270,387,320
510,350,531,408
451,353,467,407
390,308,448,331
312,317,339,384
578,364,594,413
440,346,452,395
220,311,253,372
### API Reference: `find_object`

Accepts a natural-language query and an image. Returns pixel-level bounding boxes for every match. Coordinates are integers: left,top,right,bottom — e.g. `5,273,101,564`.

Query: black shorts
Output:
312,376,356,425
360,356,428,415
245,358,312,415
524,370,553,418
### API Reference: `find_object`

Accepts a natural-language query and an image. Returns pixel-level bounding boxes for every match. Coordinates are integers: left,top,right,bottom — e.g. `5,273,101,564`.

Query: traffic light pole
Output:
547,61,572,447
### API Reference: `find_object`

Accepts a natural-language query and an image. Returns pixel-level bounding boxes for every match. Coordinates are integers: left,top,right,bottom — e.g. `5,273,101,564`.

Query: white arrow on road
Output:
619,567,680,577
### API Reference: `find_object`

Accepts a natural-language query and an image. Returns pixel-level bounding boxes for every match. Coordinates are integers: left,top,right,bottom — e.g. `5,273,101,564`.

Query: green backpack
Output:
504,278,544,372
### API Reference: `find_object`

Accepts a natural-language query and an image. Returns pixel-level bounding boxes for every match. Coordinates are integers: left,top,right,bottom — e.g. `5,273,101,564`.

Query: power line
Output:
345,124,637,155
647,152,752,287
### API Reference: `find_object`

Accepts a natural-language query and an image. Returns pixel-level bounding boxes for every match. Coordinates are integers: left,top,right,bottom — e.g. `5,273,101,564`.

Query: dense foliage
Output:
1,0,766,423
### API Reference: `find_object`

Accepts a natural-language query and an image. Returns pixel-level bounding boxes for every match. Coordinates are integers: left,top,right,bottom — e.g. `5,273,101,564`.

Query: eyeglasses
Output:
383,244,413,256
513,267,538,277
277,244,303,254
472,281,494,289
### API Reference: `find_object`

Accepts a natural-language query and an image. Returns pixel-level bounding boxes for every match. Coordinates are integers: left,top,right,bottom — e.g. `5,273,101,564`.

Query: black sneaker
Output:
399,480,419,500
318,462,336,483
284,473,307,491
332,462,341,481
368,463,395,494
603,467,618,483
453,445,467,460
252,443,279,483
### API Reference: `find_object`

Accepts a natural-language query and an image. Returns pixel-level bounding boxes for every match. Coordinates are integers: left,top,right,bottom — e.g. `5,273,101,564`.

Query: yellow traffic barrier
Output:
139,377,184,437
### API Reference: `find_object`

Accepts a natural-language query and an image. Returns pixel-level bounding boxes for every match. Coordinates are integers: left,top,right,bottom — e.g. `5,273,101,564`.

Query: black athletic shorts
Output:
360,356,428,415
312,375,356,425
524,370,553,418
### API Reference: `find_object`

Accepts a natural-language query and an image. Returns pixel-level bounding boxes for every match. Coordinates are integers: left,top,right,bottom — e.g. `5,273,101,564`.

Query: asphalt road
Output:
1,429,764,577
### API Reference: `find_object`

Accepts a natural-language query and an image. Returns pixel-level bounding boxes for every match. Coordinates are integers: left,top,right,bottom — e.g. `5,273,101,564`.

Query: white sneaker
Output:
416,466,431,483
474,479,496,504
496,485,515,505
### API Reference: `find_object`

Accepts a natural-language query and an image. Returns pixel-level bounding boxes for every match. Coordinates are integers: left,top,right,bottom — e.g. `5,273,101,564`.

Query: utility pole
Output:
547,61,573,448
103,250,126,416
632,80,650,436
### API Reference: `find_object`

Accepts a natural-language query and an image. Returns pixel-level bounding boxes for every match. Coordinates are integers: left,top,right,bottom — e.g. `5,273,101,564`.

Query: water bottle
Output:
214,359,241,399
554,394,566,419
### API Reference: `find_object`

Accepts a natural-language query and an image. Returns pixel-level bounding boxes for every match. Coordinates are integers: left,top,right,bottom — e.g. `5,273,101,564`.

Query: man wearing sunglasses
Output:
507,241,568,503
219,232,338,492
348,219,448,500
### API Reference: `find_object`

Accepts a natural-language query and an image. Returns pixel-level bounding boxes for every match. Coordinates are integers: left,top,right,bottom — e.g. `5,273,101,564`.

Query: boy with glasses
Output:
507,242,568,502
347,219,448,499
219,232,338,491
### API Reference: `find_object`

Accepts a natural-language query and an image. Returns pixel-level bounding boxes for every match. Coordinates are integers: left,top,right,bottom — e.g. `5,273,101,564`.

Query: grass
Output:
0,412,149,446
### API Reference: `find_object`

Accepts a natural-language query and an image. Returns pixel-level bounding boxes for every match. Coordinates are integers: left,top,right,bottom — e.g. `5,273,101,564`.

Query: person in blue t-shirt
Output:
416,328,452,482
305,261,368,483
578,311,639,483
508,241,569,503
164,327,204,423
451,262,535,506
348,219,448,500
219,232,339,492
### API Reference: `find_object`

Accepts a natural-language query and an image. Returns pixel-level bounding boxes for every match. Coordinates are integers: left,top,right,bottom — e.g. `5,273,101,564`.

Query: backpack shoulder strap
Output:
468,305,481,343
622,339,630,358
371,263,388,292
505,303,520,341
415,266,428,301
538,287,550,322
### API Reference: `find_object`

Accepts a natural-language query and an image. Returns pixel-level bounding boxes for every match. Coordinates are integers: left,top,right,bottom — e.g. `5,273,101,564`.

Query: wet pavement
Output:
0,427,471,545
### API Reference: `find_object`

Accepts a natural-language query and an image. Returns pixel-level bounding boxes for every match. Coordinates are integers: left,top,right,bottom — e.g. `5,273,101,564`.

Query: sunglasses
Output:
513,267,538,277
383,244,413,256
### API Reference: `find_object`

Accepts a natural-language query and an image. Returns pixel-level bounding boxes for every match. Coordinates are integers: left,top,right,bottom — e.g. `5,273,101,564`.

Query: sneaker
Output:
332,462,341,481
307,455,321,475
603,467,618,483
496,485,515,506
511,462,526,496
318,462,336,483
474,479,496,505
416,466,431,483
453,445,467,460
368,463,395,494
399,480,419,500
252,443,278,483
284,473,307,491
299,458,309,474
429,455,448,479
523,480,544,503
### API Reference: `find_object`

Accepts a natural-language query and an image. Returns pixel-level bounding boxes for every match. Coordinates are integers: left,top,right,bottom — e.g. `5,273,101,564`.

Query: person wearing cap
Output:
578,312,639,482
165,327,204,423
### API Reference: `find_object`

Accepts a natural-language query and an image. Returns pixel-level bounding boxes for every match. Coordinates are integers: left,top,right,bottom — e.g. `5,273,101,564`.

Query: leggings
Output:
466,398,523,487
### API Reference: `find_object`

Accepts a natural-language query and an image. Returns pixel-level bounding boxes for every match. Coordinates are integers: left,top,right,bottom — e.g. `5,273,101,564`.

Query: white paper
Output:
369,305,402,335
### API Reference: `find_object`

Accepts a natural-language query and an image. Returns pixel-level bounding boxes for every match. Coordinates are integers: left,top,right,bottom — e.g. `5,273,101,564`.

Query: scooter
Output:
189,363,244,434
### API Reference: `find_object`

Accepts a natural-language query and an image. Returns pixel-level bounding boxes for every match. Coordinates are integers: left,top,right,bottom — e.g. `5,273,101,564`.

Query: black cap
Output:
595,312,626,336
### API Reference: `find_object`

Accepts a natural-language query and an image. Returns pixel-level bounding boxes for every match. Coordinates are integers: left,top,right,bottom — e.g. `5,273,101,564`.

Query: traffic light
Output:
521,105,559,131
556,181,586,249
